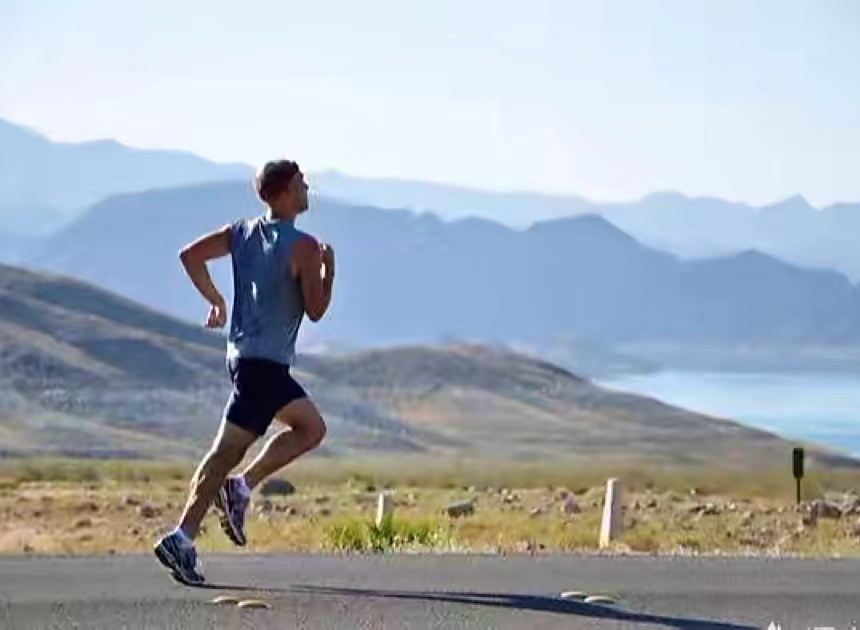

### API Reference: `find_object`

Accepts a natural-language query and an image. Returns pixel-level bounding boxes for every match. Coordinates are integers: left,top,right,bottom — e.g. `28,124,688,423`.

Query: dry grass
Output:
2,457,860,557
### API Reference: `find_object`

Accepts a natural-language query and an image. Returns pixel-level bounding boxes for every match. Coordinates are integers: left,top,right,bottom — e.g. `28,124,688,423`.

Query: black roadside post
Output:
792,447,805,505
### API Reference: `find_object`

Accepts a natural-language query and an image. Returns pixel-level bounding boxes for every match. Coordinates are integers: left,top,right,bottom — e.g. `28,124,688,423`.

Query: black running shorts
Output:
223,357,308,436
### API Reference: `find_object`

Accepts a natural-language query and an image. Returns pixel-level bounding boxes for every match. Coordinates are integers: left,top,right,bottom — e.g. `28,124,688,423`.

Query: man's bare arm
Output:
292,236,335,322
179,224,231,327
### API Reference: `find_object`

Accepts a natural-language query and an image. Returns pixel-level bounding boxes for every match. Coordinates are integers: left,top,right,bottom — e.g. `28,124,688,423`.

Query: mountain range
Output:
312,172,860,281
5,117,860,375
4,117,860,280
18,179,860,374
2,262,854,469
0,119,251,236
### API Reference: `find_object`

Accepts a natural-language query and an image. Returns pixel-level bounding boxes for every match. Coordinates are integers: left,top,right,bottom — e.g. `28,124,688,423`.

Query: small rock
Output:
137,503,160,519
646,498,658,509
22,544,34,553
529,507,544,518
502,492,520,504
515,540,537,553
73,518,92,529
560,497,581,516
840,497,860,517
314,495,330,504
122,494,142,507
129,527,141,537
775,534,793,548
812,500,843,520
446,500,475,518
259,478,296,497
802,512,819,528
78,501,99,513
318,508,332,517
728,503,738,512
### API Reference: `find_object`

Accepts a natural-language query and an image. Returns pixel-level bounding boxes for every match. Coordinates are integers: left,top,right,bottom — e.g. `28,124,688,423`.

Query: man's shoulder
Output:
228,216,264,240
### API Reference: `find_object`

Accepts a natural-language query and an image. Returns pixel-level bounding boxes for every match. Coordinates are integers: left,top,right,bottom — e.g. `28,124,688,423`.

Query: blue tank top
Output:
227,216,306,366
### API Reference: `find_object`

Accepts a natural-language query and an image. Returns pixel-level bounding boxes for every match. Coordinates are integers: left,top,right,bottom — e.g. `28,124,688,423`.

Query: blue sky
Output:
1,0,859,206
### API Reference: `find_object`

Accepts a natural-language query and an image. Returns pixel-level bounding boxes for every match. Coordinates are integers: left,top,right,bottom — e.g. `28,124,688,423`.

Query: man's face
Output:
290,171,309,212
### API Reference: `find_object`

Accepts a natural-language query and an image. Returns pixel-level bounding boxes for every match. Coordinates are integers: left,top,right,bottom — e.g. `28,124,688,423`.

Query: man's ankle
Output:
172,526,194,545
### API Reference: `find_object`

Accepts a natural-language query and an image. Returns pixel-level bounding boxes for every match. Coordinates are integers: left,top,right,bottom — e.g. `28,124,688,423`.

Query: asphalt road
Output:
0,553,858,629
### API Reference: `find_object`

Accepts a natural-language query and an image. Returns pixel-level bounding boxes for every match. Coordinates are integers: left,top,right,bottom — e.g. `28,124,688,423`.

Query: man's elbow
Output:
179,246,193,266
305,302,327,322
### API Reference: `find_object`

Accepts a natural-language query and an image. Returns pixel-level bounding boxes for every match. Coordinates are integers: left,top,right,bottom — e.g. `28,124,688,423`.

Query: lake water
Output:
598,371,860,458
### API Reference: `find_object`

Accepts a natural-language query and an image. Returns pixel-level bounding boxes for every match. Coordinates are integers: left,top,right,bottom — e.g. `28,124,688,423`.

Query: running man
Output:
154,159,333,584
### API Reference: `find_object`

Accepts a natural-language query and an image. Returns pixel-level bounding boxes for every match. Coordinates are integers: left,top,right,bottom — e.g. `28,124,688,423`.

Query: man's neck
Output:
265,206,299,222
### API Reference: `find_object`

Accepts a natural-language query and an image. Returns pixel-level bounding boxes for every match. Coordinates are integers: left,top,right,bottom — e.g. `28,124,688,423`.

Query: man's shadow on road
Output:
195,581,757,630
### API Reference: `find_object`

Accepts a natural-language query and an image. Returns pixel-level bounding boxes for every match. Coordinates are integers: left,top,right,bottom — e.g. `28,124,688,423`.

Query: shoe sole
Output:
153,543,205,586
215,485,247,547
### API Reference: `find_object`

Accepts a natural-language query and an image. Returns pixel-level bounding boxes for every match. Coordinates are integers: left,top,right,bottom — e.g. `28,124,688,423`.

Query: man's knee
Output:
289,415,325,450
276,399,326,449
309,416,326,448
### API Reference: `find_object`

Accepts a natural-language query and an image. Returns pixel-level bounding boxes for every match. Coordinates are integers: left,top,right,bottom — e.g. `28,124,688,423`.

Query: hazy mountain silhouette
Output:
24,181,860,374
0,118,252,236
312,172,860,280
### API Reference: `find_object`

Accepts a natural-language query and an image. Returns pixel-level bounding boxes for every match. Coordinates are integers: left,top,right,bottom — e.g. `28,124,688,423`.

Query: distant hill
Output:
23,181,860,374
0,118,252,236
2,264,853,468
312,172,860,281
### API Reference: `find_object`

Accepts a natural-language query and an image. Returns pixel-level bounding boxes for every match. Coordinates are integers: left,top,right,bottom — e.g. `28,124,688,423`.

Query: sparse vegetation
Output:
323,517,447,552
2,456,860,557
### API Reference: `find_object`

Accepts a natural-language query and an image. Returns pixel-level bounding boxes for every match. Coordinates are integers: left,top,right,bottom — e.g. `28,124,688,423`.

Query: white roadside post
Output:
376,491,393,527
599,478,622,548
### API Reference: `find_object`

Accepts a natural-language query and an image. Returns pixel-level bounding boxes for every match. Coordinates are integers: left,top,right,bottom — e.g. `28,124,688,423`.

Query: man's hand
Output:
179,224,231,327
205,296,228,329
321,243,335,278
292,236,335,322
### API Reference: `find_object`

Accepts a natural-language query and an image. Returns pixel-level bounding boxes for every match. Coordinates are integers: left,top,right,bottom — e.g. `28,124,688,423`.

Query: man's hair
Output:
255,160,299,204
